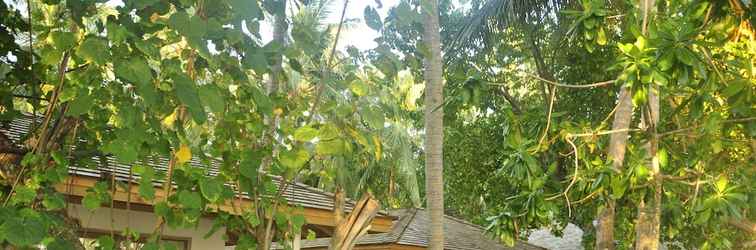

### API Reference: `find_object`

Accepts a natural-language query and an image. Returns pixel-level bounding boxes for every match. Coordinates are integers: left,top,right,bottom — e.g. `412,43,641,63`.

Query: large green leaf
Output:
173,74,207,124
198,85,226,114
230,0,262,21
76,36,109,65
293,126,318,142
178,190,202,209
279,149,310,170
364,6,383,31
50,31,76,51
199,178,224,203
0,212,46,247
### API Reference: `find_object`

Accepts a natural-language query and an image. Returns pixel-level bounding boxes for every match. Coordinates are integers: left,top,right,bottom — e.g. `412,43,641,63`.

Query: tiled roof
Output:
290,208,545,250
0,115,369,213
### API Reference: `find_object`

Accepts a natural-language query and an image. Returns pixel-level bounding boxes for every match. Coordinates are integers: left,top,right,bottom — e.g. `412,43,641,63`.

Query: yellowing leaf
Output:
41,84,56,95
404,83,424,111
372,135,382,160
162,109,178,128
176,144,192,164
715,175,728,193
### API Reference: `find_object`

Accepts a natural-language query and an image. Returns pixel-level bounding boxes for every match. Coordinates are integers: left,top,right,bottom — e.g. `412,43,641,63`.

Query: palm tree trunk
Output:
422,0,445,249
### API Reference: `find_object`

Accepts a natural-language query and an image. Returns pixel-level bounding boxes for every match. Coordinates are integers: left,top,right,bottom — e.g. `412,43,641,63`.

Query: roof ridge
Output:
389,208,419,243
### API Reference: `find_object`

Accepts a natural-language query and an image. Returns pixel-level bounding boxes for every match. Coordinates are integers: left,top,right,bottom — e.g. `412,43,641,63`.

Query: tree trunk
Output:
258,1,287,249
267,0,287,94
634,0,661,249
596,87,632,250
422,1,444,250
635,84,661,250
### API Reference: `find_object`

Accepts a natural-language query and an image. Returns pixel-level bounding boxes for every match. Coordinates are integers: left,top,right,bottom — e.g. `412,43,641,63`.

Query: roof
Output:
290,208,545,250
0,115,377,214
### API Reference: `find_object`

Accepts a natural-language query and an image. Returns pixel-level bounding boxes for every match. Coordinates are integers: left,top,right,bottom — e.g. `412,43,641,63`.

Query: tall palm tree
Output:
423,0,445,249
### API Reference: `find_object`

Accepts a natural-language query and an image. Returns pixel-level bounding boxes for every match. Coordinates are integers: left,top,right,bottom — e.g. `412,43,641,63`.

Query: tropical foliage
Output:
0,0,753,249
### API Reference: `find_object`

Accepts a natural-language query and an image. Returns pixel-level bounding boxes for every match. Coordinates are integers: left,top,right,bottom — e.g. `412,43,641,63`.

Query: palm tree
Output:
422,0,444,249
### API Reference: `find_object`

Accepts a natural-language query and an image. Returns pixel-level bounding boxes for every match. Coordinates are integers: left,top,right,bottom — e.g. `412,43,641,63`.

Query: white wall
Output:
67,204,226,250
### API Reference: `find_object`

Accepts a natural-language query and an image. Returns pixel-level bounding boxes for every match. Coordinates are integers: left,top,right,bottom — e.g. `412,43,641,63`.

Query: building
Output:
2,115,541,250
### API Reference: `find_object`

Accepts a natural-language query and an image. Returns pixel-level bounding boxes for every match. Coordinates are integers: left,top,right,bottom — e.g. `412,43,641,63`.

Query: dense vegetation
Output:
0,0,753,249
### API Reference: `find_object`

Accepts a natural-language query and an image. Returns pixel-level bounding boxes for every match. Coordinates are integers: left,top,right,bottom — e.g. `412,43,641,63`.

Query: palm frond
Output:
447,0,575,57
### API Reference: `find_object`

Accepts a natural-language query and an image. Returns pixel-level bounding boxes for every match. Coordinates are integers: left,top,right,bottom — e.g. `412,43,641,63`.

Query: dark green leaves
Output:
0,209,47,247
168,12,207,41
230,0,262,21
199,178,224,203
134,165,156,200
198,85,226,114
364,6,382,31
173,74,207,124
178,190,202,209
50,31,76,51
115,58,158,106
67,88,95,116
76,36,109,65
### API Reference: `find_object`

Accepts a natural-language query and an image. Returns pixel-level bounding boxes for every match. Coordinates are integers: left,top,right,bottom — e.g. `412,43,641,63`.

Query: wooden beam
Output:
54,175,393,232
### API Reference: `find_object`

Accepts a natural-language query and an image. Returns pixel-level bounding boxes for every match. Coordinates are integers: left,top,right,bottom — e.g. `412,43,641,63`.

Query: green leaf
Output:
96,236,115,250
135,166,156,200
198,85,226,114
47,238,76,250
244,46,268,75
76,37,109,65
658,148,668,168
134,39,160,59
715,175,728,193
82,192,103,211
173,74,207,124
178,190,202,209
251,86,272,114
230,0,262,20
675,47,696,66
103,138,138,163
199,178,224,203
168,12,207,40
279,149,310,169
364,6,383,31
106,22,131,44
131,0,159,9
611,176,626,199
596,26,607,45
294,126,318,142
50,31,76,51
12,186,36,205
115,58,157,105
361,106,385,130
42,193,66,210
318,124,340,141
1,213,46,247
67,88,95,116
316,139,347,156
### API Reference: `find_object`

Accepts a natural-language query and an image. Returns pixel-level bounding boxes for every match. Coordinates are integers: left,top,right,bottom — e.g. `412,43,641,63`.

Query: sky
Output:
260,0,400,51
323,0,399,51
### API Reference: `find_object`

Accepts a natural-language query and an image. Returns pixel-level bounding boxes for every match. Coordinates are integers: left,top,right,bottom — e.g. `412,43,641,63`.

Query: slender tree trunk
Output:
422,0,444,249
258,1,287,249
267,0,288,94
634,1,661,249
596,87,632,250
